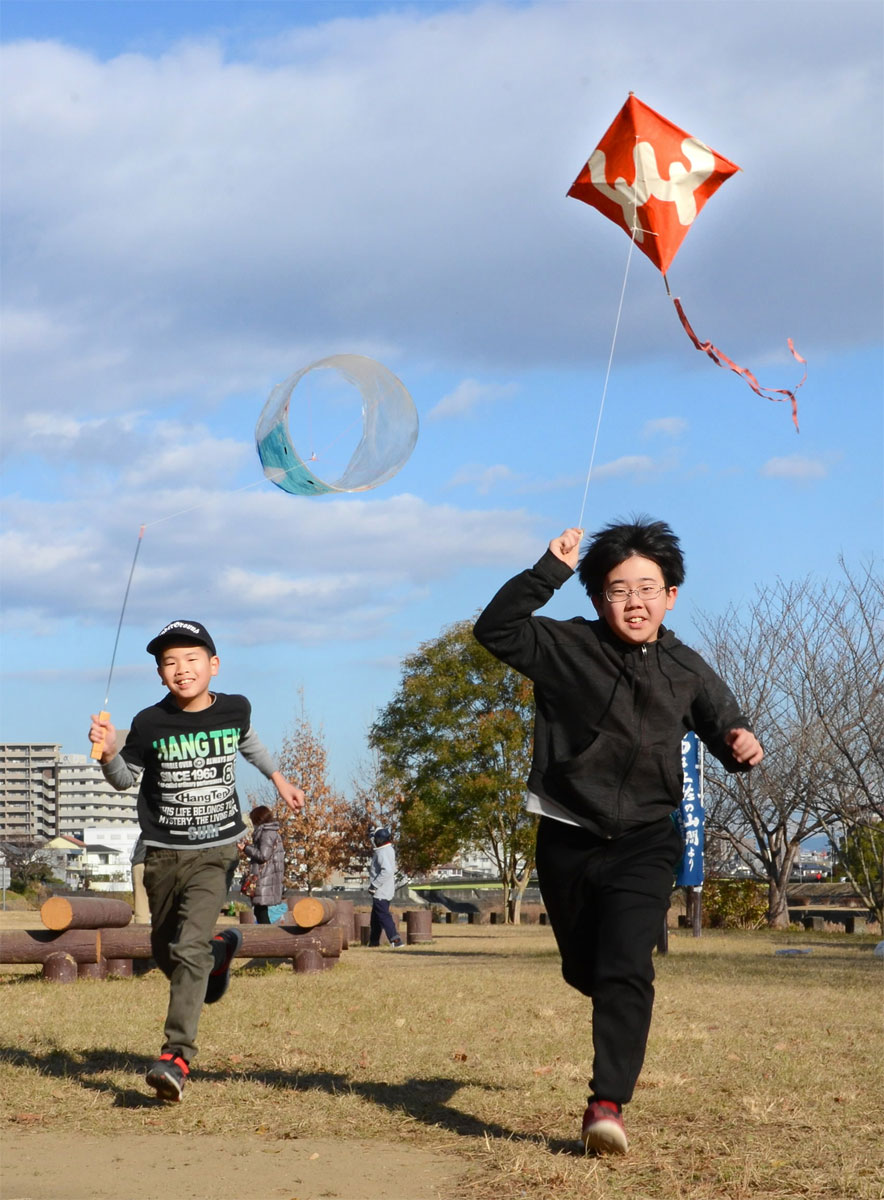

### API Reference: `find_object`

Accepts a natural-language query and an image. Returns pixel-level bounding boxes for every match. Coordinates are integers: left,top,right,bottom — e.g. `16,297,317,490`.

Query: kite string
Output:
576,219,640,531
100,524,145,706
98,454,320,709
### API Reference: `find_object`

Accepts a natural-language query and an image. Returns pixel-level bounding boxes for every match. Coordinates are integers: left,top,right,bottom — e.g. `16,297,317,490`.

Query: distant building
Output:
79,825,140,891
0,742,138,843
0,743,62,841
56,752,139,833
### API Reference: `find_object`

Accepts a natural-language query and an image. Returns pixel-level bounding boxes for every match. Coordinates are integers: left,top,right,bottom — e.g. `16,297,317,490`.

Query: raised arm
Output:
239,727,305,813
473,532,581,676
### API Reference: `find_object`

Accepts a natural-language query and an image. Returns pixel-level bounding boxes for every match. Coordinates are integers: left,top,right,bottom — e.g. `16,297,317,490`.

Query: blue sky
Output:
1,0,882,800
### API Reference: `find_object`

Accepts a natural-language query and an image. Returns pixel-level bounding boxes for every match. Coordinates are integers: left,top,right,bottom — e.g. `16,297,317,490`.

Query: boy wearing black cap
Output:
89,619,304,1102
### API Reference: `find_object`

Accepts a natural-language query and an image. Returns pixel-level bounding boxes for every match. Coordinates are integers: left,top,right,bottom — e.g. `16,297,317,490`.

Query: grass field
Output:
1,915,881,1200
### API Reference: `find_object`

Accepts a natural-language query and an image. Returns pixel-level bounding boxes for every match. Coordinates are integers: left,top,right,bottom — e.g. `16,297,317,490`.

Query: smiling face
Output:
591,554,678,645
156,641,219,710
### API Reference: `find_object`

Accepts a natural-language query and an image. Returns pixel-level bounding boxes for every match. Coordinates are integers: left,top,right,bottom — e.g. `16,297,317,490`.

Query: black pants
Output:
535,814,682,1106
369,898,401,946
252,904,270,924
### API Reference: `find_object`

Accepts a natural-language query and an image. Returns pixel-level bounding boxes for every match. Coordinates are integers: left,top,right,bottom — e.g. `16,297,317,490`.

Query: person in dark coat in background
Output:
239,805,286,924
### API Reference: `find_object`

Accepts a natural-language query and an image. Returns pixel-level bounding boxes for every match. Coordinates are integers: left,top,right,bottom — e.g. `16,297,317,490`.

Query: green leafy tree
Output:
370,618,536,922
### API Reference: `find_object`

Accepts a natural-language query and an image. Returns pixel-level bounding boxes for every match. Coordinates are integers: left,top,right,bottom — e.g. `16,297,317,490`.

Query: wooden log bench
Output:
0,923,343,966
41,896,134,931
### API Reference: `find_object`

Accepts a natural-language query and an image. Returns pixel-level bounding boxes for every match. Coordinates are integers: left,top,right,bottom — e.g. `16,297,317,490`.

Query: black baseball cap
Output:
146,620,216,658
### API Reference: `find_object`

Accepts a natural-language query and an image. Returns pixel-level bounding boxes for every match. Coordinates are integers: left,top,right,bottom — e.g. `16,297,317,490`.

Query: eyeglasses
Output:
603,584,666,603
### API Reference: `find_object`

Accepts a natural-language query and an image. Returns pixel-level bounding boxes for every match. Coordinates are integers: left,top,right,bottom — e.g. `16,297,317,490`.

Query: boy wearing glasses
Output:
473,518,762,1155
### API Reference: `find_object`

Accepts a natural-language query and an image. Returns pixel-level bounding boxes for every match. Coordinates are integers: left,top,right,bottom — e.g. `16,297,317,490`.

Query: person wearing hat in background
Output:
367,827,404,948
88,619,305,1103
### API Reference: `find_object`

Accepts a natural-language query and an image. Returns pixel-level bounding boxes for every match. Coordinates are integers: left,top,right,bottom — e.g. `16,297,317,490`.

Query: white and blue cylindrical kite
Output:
256,354,419,496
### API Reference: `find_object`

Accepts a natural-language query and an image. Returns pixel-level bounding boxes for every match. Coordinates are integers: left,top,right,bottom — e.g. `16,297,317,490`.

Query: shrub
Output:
702,879,768,929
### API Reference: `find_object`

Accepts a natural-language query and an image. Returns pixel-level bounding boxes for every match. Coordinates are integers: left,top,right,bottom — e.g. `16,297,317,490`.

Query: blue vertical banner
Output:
676,731,704,887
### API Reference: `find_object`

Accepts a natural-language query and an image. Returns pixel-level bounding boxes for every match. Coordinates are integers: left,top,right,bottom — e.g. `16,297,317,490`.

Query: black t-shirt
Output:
120,692,251,848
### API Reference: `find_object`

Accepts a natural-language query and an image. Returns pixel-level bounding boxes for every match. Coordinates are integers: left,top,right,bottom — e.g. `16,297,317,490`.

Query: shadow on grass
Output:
354,945,560,963
0,1043,581,1154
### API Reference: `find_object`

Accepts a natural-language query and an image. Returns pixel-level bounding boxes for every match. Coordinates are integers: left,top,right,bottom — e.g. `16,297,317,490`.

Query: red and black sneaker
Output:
205,928,243,1004
146,1053,190,1102
581,1098,628,1155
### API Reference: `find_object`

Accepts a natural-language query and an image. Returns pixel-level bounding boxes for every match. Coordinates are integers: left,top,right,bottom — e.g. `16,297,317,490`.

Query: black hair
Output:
576,515,685,597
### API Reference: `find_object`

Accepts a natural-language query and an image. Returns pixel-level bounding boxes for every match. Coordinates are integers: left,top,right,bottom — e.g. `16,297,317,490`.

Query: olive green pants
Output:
143,844,239,1062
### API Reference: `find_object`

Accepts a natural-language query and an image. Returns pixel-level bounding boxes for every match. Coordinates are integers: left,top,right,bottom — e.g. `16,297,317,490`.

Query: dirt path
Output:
2,1130,472,1200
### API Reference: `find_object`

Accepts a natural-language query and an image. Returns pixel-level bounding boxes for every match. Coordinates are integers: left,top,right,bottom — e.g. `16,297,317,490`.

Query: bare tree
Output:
697,581,837,926
348,749,405,875
250,694,363,894
696,562,883,927
0,840,57,891
795,560,883,925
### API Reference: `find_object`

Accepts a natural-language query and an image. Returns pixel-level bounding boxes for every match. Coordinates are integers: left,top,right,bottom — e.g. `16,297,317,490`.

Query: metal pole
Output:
692,886,702,937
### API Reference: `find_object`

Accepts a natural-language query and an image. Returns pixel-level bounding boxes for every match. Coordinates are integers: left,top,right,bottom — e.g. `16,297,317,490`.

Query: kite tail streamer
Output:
669,290,806,432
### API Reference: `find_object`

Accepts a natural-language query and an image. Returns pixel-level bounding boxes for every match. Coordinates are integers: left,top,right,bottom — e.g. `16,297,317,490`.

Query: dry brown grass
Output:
1,913,881,1199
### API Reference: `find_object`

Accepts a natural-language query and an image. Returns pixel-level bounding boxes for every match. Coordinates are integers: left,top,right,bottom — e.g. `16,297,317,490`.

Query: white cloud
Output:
0,2,880,434
0,488,538,643
428,379,518,421
759,455,829,482
446,463,517,493
643,417,688,439
591,455,660,482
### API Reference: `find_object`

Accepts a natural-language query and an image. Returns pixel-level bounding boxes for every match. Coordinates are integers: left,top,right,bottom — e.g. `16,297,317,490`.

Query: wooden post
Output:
291,896,338,929
41,896,133,931
360,924,371,945
42,951,78,984
292,944,324,973
539,912,548,926
105,958,133,978
353,911,371,942
78,959,108,980
332,898,354,949
239,909,256,923
405,909,432,945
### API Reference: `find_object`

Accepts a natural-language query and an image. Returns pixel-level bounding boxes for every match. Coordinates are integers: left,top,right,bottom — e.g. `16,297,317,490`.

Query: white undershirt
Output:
526,789,598,830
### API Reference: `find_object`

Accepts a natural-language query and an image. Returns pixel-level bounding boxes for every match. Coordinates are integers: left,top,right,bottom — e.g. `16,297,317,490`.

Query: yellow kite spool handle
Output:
90,711,111,761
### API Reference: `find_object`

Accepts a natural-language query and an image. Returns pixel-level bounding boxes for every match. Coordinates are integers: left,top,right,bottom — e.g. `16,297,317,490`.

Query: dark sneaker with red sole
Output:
146,1053,189,1102
581,1098,628,1155
205,928,242,1003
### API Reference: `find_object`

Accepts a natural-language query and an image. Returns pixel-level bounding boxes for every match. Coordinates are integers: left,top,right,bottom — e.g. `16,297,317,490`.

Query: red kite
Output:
569,94,805,429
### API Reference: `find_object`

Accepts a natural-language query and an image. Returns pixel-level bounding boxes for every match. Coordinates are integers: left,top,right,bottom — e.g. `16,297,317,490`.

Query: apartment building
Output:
0,742,138,842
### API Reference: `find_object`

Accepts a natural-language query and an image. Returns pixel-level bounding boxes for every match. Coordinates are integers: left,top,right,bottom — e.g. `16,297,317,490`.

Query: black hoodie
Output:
473,549,755,838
